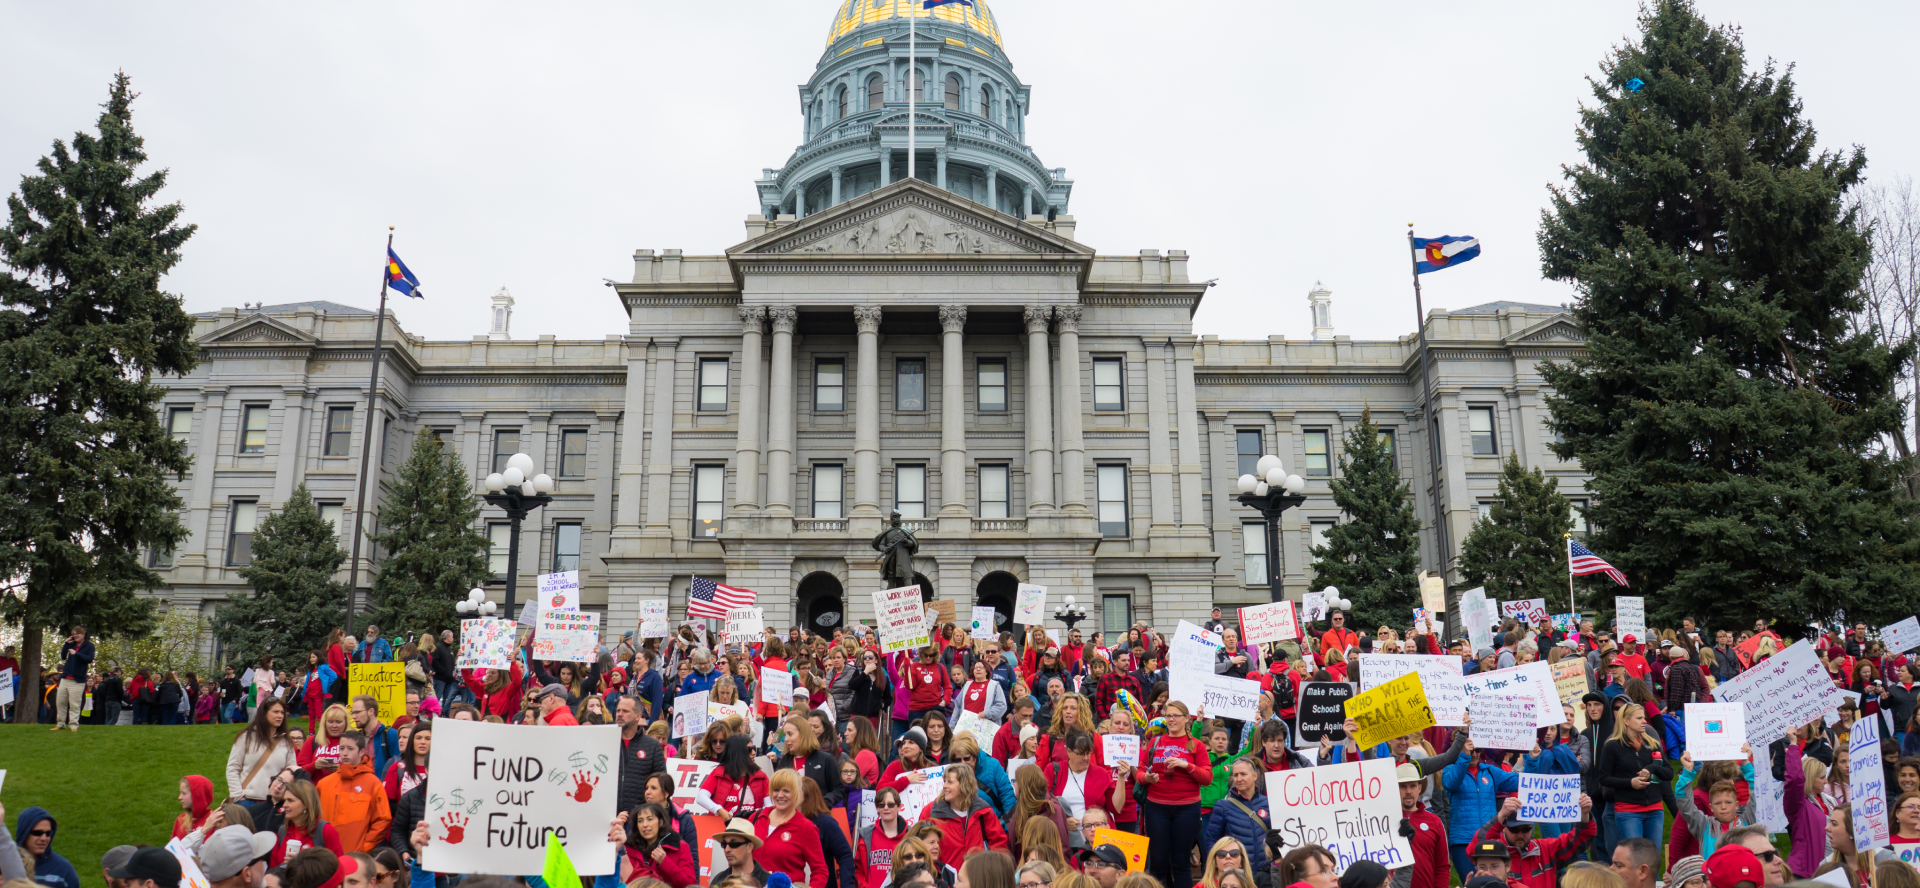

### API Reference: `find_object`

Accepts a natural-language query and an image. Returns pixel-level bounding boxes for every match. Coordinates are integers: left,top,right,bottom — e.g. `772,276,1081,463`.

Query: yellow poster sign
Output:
349,662,407,723
1093,828,1149,872
1552,658,1590,731
1344,670,1436,750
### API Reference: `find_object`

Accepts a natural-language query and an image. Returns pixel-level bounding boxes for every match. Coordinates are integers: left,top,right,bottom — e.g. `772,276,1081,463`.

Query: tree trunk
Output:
13,603,43,724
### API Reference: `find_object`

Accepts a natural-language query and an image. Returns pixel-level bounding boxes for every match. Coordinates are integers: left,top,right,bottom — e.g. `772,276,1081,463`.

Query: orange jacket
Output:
317,759,392,852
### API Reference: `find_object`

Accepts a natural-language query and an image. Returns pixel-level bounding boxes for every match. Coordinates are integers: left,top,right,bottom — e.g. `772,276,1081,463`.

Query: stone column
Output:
643,338,680,533
1144,339,1176,532
935,148,948,190
830,166,843,206
938,305,969,521
852,305,884,520
1022,184,1034,217
986,166,998,210
1024,305,1055,514
732,306,767,515
1054,306,1087,514
879,148,892,187
271,387,310,506
763,306,799,517
591,411,619,567
795,182,807,219
612,338,648,543
1172,335,1206,530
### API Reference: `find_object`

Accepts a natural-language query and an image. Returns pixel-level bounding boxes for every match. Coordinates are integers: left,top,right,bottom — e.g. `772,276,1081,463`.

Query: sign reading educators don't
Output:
421,718,621,876
349,663,407,723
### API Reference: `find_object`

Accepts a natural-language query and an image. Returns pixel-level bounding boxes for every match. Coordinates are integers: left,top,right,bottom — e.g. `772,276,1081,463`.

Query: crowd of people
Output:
8,606,1920,888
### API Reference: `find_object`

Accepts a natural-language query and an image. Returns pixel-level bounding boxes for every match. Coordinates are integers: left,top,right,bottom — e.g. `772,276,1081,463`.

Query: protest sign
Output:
665,758,719,805
1296,683,1356,743
1735,631,1786,670
420,718,620,875
0,668,15,707
1167,621,1225,711
953,710,997,752
1517,773,1583,823
1239,600,1300,644
1412,608,1441,635
1751,741,1788,833
349,663,407,723
518,599,538,628
460,618,518,671
1614,596,1646,640
925,598,956,628
1552,613,1581,633
1102,733,1141,768
1093,829,1149,872
1344,671,1436,750
898,766,945,825
1828,690,1861,728
759,666,792,706
874,585,930,653
724,608,764,641
1198,674,1263,721
708,698,751,725
1356,654,1466,726
1850,709,1890,851
971,606,997,635
166,838,211,888
1882,616,1920,655
1552,658,1590,731
673,691,710,739
1464,661,1559,729
1267,758,1412,872
692,812,728,885
1715,640,1841,743
1014,583,1047,625
1685,703,1748,761
538,570,580,611
1459,587,1493,651
1303,592,1328,623
1420,574,1446,614
533,609,600,662
1502,598,1548,626
639,601,670,638
1468,693,1538,750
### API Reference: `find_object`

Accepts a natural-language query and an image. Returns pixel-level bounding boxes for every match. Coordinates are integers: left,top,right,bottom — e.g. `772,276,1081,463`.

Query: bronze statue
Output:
871,509,919,591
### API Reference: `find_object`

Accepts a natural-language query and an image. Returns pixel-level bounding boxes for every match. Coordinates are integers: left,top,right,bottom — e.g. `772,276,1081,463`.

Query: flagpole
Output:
344,227,395,636
1565,534,1576,619
1409,224,1453,631
908,3,917,184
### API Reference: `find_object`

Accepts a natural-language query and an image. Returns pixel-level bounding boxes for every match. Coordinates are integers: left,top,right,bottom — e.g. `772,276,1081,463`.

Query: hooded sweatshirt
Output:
15,807,82,888
172,775,217,839
317,759,393,852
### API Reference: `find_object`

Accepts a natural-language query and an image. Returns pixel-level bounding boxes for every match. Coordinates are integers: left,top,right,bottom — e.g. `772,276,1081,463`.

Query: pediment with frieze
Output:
1507,313,1585,345
197,315,317,347
733,179,1089,257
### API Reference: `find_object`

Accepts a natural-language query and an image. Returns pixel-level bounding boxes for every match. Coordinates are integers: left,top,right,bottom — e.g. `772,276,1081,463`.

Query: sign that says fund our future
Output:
421,718,621,875
1266,757,1412,873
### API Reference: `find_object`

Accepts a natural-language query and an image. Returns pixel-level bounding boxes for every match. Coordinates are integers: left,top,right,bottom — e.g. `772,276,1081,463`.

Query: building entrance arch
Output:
976,571,1018,637
797,572,845,638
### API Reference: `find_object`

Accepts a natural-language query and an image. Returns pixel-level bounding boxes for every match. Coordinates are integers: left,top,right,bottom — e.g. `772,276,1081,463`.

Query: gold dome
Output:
827,0,1002,48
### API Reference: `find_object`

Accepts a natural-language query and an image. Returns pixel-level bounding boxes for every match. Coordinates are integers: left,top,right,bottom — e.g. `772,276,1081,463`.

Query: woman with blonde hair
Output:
1015,818,1068,872
1036,692,1095,768
751,769,825,884
1195,836,1251,888
296,703,351,779
923,763,1009,869
1016,861,1057,888
1560,861,1627,888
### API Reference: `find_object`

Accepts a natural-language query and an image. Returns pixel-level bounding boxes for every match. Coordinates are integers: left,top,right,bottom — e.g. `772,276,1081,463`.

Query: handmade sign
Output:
1344,671,1435,749
1296,682,1356,743
707,698,751,725
538,570,581,611
1419,574,1446,615
1198,674,1263,722
1735,631,1786,669
639,601,670,638
1102,733,1141,768
1517,773,1583,824
1092,828,1149,872
0,669,15,707
1715,640,1841,743
1850,709,1890,851
897,766,945,825
971,606,997,635
1829,690,1862,728
1751,741,1788,833
1266,758,1412,873
533,610,600,663
673,691,710,739
1167,621,1225,710
1463,661,1559,729
1468,693,1538,750
1459,587,1493,651
518,599,538,628
952,710,997,752
874,585,930,653
665,758,719,805
1614,596,1646,640
420,718,620,875
1685,703,1748,761
1356,654,1466,726
724,608,764,642
1502,598,1548,626
349,662,407,723
1551,613,1581,633
1412,608,1441,635
1882,616,1920,656
1303,592,1329,623
1239,601,1301,644
925,598,956,628
759,666,792,707
1014,583,1047,625
165,838,211,888
1552,659,1590,731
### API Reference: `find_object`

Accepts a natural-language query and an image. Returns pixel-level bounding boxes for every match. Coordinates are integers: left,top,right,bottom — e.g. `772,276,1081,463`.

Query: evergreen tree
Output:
1308,409,1422,630
369,429,492,634
1459,454,1576,605
0,74,198,721
215,485,346,665
1539,0,1920,628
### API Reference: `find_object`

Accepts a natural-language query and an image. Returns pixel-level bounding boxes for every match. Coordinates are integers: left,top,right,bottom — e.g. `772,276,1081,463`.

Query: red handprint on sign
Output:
568,771,599,802
440,813,467,844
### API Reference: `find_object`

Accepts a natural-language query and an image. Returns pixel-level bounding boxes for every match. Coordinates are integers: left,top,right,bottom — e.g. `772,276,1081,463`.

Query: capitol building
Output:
154,0,1589,645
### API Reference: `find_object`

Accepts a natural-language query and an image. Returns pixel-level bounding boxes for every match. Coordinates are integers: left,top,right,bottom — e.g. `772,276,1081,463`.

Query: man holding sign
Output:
1463,795,1596,888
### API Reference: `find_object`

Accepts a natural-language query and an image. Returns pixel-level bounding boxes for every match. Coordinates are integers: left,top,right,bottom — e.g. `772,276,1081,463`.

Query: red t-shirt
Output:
906,661,951,711
960,681,992,714
1616,653,1652,681
1144,735,1210,805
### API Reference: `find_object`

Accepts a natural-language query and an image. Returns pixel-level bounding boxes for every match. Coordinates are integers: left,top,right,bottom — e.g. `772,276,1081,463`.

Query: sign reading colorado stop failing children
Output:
1266,757,1411,872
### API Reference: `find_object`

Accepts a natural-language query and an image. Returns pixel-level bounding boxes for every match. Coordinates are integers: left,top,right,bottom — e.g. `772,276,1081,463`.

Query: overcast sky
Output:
3,1,1915,345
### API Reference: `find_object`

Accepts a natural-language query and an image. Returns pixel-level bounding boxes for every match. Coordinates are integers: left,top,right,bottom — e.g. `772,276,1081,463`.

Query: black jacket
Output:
1596,736,1673,808
780,748,847,808
390,781,426,858
849,669,891,719
221,677,245,705
431,645,456,682
96,675,124,706
59,639,95,681
812,810,859,888
155,680,183,707
618,731,668,816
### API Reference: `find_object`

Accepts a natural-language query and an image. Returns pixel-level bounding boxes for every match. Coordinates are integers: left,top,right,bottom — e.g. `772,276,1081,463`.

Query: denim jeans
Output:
1450,843,1475,881
1141,799,1201,888
1614,807,1664,858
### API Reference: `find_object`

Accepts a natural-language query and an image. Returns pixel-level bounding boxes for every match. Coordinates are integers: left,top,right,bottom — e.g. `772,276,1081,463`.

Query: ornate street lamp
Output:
1236,454,1308,603
1054,595,1089,634
483,452,554,618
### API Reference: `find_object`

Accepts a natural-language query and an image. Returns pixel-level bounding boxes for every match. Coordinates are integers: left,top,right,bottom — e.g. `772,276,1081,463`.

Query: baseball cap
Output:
200,826,276,882
1621,634,1639,645
1705,845,1764,888
1082,844,1128,868
1463,877,1508,888
534,683,568,701
101,846,138,875
109,847,183,886
1468,838,1510,861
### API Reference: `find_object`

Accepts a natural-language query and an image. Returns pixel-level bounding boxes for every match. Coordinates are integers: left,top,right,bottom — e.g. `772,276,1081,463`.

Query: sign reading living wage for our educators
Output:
349,663,407,723
1238,600,1301,645
1344,671,1436,750
1356,654,1466,726
421,718,620,875
1714,639,1842,744
1013,583,1047,625
1266,758,1412,873
873,585,930,653
1517,773,1583,824
532,609,600,663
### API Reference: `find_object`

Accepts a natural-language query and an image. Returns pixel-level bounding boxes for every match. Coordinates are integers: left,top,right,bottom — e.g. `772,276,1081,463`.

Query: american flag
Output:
1568,538,1629,586
688,576,756,620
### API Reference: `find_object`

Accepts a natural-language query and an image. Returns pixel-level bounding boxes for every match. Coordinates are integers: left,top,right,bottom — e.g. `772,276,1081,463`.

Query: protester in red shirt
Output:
535,684,578,725
698,735,771,818
753,769,827,888
1466,796,1598,888
1396,762,1450,888
919,763,1008,870
1060,629,1086,674
903,646,951,722
854,786,912,888
1317,610,1360,659
1139,700,1211,888
1615,636,1653,681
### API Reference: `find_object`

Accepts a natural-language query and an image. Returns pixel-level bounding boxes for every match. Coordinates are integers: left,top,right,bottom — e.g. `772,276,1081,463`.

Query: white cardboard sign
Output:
1238,601,1300,644
1715,640,1840,744
971,606,997,636
639,601,670,638
1684,702,1748,761
874,585,930,653
420,718,620,875
673,691,711,739
537,570,581,612
1614,596,1647,641
1463,661,1559,729
1356,654,1467,726
1517,773,1583,823
1266,758,1413,873
1014,583,1047,626
1850,708,1891,850
1751,740,1788,834
1469,693,1538,750
759,665,793,707
1102,734,1140,768
532,610,600,663
1197,673,1263,721
1881,616,1920,655
724,607,764,641
1459,587,1494,651
665,757,719,805
1502,598,1548,626
1303,592,1328,623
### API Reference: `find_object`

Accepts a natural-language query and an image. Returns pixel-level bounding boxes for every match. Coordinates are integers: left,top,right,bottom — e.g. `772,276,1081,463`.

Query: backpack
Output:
1661,712,1687,760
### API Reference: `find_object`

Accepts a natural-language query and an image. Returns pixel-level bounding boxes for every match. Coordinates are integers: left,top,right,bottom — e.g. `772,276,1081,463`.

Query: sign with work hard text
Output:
1266,758,1413,872
349,663,407,723
873,585,930,653
1344,671,1436,750
1356,654,1466,726
1714,640,1841,744
1517,773,1584,824
1239,601,1300,644
421,718,620,875
1296,682,1356,743
533,609,600,663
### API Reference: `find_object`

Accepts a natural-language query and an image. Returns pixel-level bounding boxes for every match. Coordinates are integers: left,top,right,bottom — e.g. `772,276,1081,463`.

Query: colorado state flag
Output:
1412,236,1481,274
923,0,972,7
386,248,423,298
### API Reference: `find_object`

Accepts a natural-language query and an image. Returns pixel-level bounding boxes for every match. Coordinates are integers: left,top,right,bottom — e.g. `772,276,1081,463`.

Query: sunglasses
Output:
720,840,753,850
27,830,53,838
898,853,926,862
1753,849,1780,863
1215,849,1243,859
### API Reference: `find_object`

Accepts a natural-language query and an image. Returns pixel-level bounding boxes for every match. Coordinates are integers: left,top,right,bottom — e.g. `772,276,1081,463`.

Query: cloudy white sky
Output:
3,1,1915,344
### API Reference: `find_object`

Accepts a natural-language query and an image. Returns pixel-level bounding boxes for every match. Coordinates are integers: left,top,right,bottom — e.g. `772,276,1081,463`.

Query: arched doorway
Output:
797,572,845,638
912,572,935,604
976,571,1018,638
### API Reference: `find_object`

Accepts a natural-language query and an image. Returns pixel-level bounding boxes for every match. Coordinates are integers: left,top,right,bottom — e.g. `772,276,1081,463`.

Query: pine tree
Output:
1308,409,1422,630
1459,454,1576,607
0,73,199,721
1539,0,1920,628
215,486,347,665
369,429,492,634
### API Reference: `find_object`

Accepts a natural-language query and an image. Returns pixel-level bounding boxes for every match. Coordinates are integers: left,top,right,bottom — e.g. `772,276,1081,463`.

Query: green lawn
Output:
0,723,245,877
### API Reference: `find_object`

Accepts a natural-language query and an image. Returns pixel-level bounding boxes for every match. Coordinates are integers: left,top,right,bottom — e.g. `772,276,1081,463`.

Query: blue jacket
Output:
1201,790,1273,877
637,669,664,722
16,807,81,888
1522,743,1581,776
679,666,720,699
358,638,394,663
1441,758,1519,843
366,721,402,782
58,640,94,681
988,660,1016,697
970,750,1017,820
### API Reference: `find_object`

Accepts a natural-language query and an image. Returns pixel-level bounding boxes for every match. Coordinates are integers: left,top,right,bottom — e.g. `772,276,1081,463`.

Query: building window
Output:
1569,498,1589,535
319,502,345,539
1309,519,1334,556
380,415,394,467
896,358,926,411
1097,465,1129,537
227,500,259,566
1102,593,1132,635
148,546,173,569
1469,406,1498,455
895,464,926,519
977,358,1007,412
812,464,844,519
1242,521,1269,586
980,84,992,118
552,522,582,572
910,68,924,104
1378,429,1396,460
944,74,962,111
559,429,589,478
815,359,845,412
693,464,725,538
1304,429,1331,477
836,85,847,120
322,406,353,457
699,358,729,412
867,74,884,110
239,405,269,454
980,464,1010,519
1093,357,1124,412
1476,501,1496,524
167,407,192,443
492,429,520,473
488,522,512,577
1236,429,1263,478
430,428,453,454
